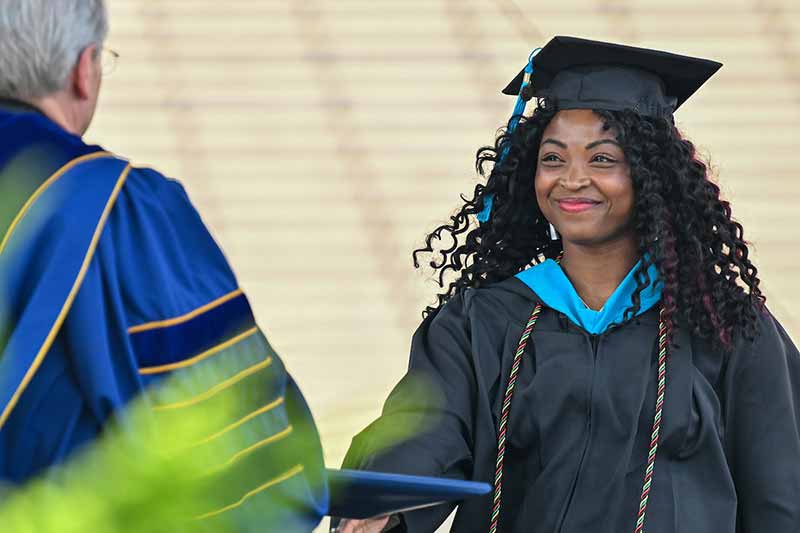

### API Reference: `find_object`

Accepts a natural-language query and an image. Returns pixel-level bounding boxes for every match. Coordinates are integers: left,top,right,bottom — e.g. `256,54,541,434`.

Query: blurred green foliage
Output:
0,388,241,533
0,370,442,532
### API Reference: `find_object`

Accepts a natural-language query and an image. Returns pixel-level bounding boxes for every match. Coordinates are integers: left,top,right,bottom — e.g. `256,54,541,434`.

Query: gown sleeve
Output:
1,165,328,530
725,312,800,531
107,168,329,528
342,291,478,531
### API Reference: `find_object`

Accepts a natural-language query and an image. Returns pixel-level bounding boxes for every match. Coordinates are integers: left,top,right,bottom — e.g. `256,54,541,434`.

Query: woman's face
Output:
535,109,635,247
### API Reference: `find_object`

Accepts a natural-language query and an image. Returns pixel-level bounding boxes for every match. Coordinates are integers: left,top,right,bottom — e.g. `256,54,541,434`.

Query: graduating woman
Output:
337,37,800,533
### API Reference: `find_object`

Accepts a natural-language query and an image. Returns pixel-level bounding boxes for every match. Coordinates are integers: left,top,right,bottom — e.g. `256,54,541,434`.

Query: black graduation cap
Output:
477,36,722,223
502,36,722,118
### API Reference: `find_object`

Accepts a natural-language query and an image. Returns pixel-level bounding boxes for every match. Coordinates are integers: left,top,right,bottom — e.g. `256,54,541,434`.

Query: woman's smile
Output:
555,197,603,213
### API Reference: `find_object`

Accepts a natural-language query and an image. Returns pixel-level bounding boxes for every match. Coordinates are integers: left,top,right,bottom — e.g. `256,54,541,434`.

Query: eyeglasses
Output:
101,47,120,77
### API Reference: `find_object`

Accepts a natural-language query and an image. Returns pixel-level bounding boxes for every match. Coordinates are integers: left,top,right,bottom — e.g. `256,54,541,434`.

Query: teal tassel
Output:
477,48,540,223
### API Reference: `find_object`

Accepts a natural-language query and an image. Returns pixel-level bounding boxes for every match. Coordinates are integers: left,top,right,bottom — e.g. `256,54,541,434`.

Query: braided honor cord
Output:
488,303,542,533
634,307,668,533
488,306,668,533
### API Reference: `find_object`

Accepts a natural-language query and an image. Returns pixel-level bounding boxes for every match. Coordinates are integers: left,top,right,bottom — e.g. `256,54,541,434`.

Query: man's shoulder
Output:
123,165,186,197
116,165,201,227
0,112,190,213
0,111,103,169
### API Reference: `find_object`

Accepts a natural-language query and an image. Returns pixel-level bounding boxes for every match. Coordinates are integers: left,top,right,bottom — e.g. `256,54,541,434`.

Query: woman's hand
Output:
335,516,391,533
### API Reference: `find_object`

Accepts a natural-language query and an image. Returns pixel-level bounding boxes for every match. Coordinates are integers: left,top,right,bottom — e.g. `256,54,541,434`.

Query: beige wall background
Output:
90,0,799,529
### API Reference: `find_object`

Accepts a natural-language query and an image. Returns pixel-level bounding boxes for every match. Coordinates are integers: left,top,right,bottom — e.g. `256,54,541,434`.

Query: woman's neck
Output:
559,238,640,311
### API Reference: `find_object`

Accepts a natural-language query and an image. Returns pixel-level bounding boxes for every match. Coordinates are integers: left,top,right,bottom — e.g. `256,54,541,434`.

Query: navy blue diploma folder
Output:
327,469,491,519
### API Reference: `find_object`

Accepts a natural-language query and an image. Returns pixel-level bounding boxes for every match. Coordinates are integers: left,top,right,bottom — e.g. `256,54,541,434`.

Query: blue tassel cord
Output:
477,48,540,223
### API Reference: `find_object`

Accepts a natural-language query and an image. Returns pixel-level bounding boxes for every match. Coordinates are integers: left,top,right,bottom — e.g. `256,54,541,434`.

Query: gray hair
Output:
0,0,108,99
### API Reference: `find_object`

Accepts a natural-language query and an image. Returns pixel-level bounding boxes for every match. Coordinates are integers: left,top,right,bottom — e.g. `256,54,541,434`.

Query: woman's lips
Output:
556,199,601,213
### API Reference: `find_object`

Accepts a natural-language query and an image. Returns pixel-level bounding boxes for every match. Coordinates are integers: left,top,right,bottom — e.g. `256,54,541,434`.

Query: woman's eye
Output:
592,154,616,164
541,154,562,163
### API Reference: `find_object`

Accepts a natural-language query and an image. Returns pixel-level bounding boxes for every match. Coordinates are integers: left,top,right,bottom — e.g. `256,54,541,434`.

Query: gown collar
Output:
515,257,663,335
0,98,46,116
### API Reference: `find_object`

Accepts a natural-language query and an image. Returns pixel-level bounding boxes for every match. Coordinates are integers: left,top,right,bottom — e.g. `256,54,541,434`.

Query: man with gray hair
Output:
0,1,329,528
0,0,108,135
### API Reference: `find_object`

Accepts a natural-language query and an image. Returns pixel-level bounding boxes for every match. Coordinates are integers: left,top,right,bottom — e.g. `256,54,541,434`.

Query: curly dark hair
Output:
413,100,765,350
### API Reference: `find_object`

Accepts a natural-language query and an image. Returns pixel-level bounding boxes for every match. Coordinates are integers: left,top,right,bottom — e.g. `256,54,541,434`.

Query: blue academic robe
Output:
0,102,328,530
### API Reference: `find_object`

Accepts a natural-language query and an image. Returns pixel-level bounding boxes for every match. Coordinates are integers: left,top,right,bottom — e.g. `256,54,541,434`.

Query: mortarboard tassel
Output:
476,48,541,223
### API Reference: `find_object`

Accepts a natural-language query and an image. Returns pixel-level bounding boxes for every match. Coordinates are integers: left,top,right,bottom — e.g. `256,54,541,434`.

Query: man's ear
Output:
71,45,99,100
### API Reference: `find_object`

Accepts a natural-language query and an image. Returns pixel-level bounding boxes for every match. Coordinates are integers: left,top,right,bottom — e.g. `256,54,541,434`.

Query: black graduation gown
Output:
342,277,800,532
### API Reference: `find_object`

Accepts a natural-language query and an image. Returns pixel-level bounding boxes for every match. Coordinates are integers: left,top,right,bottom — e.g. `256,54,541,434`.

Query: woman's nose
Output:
561,163,591,189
